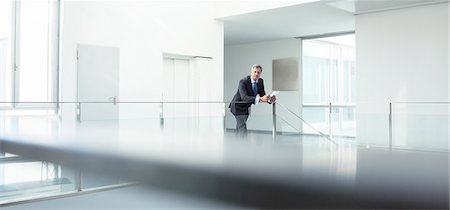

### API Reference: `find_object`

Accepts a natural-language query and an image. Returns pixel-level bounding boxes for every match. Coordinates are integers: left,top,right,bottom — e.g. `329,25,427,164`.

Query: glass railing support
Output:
75,169,82,192
329,102,332,139
54,164,59,180
222,107,226,132
272,103,277,143
389,101,449,152
389,102,392,150
389,102,392,151
159,102,164,128
278,102,337,145
76,102,81,122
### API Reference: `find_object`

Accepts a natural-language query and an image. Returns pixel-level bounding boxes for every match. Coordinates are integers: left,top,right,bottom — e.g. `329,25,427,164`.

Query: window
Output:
302,34,356,137
0,0,13,107
0,0,59,113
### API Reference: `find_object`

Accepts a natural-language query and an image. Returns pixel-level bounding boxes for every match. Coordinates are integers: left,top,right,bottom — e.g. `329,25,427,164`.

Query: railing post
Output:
76,102,81,122
58,102,62,121
389,102,392,151
223,106,226,133
272,102,277,143
75,169,82,192
159,102,164,128
329,102,332,139
54,164,60,180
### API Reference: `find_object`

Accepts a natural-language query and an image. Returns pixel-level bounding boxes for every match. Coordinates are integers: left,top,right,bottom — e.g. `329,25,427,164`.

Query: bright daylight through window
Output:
0,0,59,115
302,34,356,137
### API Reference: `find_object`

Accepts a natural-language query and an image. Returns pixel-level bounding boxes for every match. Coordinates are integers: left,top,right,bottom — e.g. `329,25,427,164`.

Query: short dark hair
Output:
252,64,263,71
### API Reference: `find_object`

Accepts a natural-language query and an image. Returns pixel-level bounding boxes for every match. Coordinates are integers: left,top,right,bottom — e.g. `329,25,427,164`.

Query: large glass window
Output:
302,34,356,137
0,0,13,107
0,0,59,112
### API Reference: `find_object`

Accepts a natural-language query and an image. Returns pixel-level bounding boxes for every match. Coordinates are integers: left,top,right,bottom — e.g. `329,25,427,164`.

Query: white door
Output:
77,44,119,121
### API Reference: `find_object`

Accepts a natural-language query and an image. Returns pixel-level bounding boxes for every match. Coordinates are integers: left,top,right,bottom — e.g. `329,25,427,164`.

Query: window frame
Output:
301,32,356,137
2,0,60,113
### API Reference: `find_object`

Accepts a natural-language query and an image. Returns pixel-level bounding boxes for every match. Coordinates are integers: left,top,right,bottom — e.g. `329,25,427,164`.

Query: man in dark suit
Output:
229,64,276,138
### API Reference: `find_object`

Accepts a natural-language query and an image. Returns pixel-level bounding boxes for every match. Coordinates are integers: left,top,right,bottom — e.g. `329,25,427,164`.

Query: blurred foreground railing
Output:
0,101,447,208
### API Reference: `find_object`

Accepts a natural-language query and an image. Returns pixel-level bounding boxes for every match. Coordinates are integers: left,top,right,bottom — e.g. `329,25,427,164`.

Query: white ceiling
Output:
220,0,448,45
220,1,355,45
324,0,448,14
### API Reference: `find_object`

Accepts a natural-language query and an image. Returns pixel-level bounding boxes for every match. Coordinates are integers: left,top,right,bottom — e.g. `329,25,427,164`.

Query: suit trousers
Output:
234,115,249,138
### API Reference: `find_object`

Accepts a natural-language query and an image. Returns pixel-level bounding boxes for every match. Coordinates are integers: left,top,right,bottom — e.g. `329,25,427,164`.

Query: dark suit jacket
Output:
229,76,266,116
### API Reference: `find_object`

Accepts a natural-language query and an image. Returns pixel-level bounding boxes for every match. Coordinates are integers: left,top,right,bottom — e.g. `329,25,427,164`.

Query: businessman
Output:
229,64,276,138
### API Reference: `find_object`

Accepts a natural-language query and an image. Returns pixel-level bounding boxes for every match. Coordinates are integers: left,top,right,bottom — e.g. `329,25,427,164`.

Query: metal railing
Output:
1,100,447,206
302,103,356,138
0,101,331,143
388,101,449,151
0,100,336,205
0,152,134,206
277,103,337,144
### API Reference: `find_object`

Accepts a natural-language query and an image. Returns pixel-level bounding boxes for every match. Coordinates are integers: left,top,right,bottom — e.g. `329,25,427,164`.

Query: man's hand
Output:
259,95,269,103
269,95,276,103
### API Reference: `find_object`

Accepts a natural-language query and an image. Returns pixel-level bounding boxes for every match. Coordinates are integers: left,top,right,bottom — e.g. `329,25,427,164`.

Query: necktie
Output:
252,82,258,96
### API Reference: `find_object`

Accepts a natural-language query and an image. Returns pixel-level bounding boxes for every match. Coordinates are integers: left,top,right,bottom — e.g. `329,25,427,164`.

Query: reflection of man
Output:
229,64,276,138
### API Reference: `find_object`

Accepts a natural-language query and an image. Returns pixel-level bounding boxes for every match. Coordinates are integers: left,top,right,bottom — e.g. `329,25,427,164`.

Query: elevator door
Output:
163,58,189,118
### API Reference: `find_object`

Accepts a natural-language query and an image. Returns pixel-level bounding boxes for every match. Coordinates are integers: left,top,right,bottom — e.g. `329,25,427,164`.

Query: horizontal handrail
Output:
3,101,447,105
0,101,236,104
391,101,450,104
0,100,339,145
303,104,356,108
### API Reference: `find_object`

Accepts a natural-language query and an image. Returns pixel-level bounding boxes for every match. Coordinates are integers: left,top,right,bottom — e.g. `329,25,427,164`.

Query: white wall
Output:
355,3,449,150
59,1,317,120
60,1,225,120
224,38,301,132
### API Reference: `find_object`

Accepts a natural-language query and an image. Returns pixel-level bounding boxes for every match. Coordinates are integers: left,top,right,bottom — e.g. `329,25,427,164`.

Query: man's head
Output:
250,64,263,81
